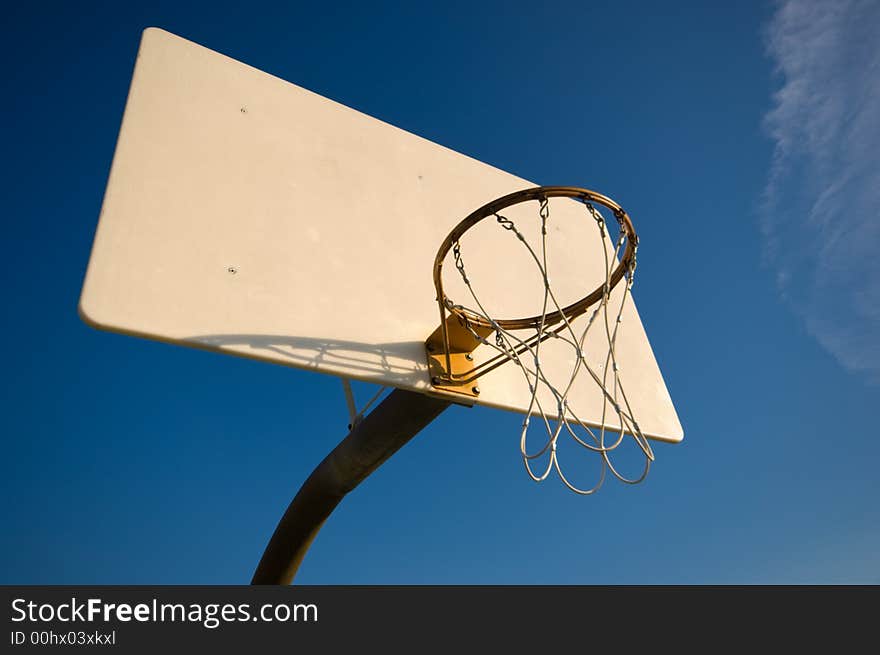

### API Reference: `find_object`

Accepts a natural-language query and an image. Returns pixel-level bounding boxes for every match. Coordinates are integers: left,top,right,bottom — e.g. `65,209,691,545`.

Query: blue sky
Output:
2,0,878,584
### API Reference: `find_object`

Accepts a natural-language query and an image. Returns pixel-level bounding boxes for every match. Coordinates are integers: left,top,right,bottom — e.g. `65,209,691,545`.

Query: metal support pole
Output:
251,388,452,584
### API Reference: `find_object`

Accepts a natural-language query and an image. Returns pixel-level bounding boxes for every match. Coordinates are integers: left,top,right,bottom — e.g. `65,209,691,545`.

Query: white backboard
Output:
79,28,682,443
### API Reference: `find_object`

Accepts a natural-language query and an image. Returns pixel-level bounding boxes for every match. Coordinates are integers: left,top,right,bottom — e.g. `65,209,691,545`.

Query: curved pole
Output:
251,388,452,584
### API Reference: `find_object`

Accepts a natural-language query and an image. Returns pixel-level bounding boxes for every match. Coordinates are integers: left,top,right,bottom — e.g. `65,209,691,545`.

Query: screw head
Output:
465,353,473,361
472,386,480,395
431,377,442,386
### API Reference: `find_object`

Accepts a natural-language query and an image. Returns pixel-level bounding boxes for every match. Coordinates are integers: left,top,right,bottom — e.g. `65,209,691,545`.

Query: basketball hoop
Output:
426,186,654,494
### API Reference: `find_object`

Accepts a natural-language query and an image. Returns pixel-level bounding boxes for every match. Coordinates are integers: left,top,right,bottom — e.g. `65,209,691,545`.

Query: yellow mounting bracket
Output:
425,314,493,402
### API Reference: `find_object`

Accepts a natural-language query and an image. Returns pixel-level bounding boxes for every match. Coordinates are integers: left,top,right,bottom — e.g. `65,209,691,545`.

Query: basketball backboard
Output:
79,28,682,443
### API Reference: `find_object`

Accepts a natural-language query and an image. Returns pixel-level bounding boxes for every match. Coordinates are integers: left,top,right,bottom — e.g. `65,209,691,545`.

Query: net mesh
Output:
444,195,654,494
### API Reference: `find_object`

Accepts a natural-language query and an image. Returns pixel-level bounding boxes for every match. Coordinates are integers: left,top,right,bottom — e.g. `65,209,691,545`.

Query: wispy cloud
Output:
762,0,880,379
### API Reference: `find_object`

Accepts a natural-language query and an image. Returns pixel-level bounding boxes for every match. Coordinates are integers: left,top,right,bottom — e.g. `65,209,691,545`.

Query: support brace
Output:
251,388,451,584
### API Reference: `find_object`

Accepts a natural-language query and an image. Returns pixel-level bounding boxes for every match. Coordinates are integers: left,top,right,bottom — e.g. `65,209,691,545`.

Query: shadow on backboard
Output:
188,333,427,388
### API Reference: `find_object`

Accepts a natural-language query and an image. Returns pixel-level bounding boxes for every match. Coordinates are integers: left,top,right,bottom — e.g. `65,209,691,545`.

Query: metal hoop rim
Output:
433,186,638,331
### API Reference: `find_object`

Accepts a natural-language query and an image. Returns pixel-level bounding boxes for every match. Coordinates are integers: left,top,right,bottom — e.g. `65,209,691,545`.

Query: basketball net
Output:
443,190,654,494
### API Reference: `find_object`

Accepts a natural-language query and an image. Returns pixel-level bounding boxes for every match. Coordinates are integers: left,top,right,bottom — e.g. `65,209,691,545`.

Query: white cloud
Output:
763,0,880,379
